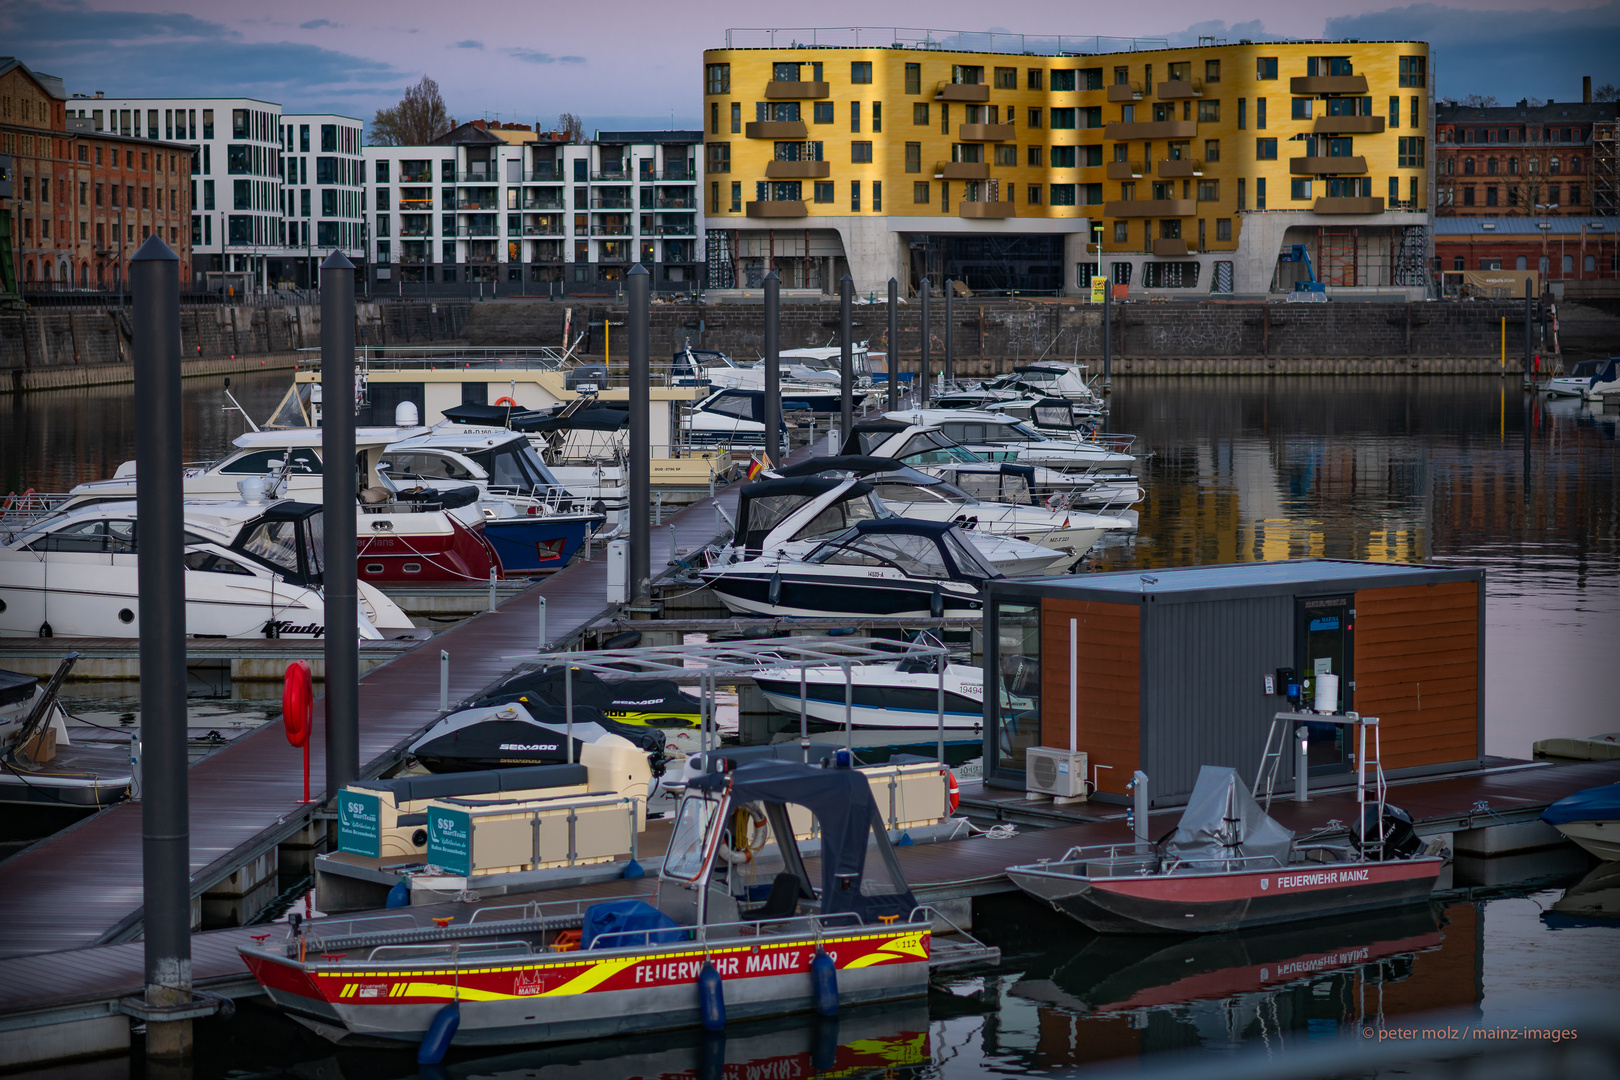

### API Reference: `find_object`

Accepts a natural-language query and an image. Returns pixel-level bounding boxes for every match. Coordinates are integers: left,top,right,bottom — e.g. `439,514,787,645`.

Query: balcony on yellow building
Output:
765,80,830,99
766,160,830,178
1104,161,1142,180
1290,75,1370,95
1156,158,1203,178
936,161,991,180
746,200,808,218
1104,198,1197,217
1291,156,1369,175
1151,238,1190,256
959,199,1016,219
745,120,809,139
1312,115,1385,135
1106,83,1143,102
936,81,991,102
1105,120,1198,140
959,123,1014,142
1156,80,1203,99
1313,196,1385,214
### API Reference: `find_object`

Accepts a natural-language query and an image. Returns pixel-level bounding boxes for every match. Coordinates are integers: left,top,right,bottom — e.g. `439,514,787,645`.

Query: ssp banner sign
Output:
427,805,473,875
1090,276,1109,304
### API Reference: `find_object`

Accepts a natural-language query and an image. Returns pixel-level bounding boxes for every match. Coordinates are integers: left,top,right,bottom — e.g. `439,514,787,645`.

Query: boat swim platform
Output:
0,481,739,963
4,754,1617,1048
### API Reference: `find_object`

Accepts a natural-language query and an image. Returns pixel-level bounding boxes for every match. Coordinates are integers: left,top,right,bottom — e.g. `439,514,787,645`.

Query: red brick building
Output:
1435,97,1618,217
1,57,193,290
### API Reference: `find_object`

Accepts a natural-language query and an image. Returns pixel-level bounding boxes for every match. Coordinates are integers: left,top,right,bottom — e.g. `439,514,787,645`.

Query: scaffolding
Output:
1595,120,1618,218
1392,224,1428,287
705,229,736,289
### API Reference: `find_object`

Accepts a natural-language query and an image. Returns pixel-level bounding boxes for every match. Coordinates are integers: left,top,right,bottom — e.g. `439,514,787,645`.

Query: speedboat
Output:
1542,781,1620,861
752,645,985,735
0,499,420,640
699,518,1000,619
724,471,1080,577
56,427,505,586
771,457,1133,559
238,757,997,1047
379,426,606,572
879,410,1138,472
0,656,133,807
928,461,1144,511
1545,358,1619,399
844,416,1138,478
1007,765,1444,934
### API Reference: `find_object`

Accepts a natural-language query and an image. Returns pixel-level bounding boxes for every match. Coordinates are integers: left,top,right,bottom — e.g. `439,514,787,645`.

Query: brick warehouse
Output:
1433,216,1618,283
1,57,194,290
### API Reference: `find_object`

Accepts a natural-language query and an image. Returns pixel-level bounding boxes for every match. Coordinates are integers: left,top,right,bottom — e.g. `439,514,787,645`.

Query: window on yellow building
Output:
1198,100,1221,122
851,62,873,84
1028,145,1043,166
1027,69,1044,90
905,63,921,94
995,145,1016,166
913,181,929,203
1206,59,1221,83
905,142,921,173
995,67,1017,89
1205,138,1220,162
914,103,929,126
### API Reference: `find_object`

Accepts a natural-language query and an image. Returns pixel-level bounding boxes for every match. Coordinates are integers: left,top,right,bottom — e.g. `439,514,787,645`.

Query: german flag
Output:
747,455,769,480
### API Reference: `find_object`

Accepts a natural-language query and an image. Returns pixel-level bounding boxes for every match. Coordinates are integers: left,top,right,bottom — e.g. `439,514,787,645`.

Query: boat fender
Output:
767,572,783,606
930,586,944,619
416,1000,460,1064
386,878,411,908
896,832,914,846
944,768,960,813
697,960,726,1032
622,858,646,879
811,947,839,1016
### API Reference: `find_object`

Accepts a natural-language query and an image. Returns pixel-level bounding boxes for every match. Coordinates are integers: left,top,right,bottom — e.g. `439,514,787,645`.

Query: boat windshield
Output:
664,794,721,881
810,530,951,578
479,440,562,491
264,383,314,429
940,530,1000,579
791,491,885,541
379,451,479,482
238,520,301,574
1568,360,1606,378
896,432,983,466
951,469,1032,504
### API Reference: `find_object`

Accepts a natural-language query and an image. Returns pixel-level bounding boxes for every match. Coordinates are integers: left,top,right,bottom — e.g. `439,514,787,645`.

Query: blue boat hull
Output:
483,515,603,572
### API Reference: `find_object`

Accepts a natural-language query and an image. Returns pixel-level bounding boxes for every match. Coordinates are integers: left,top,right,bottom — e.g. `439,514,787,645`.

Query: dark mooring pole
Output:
133,235,192,1059
1523,277,1534,386
627,264,651,607
763,270,782,466
1102,280,1114,394
887,277,899,412
919,277,931,406
839,274,854,448
943,278,955,388
321,251,359,797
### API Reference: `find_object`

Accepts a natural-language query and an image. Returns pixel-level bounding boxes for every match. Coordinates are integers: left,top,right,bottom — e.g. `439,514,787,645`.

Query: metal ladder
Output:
1253,712,1295,811
1355,714,1387,860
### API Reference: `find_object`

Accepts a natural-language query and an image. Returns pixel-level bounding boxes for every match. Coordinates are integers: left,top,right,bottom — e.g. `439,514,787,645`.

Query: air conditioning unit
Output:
1026,747,1088,799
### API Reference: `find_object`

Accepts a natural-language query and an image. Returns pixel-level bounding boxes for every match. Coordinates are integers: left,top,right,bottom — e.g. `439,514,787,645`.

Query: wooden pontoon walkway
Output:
0,485,739,960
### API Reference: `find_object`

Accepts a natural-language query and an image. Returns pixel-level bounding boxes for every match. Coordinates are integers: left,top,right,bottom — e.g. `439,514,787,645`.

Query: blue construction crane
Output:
1280,244,1327,295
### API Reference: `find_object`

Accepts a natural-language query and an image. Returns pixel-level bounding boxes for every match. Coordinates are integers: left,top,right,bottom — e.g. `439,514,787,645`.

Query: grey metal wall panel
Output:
1140,595,1295,806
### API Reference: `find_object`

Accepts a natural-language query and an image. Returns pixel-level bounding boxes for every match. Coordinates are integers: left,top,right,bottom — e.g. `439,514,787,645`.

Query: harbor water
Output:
4,371,1618,1075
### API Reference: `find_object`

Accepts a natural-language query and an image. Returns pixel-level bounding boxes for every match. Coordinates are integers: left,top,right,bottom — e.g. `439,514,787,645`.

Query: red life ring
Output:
495,396,518,407
282,661,312,748
943,768,960,814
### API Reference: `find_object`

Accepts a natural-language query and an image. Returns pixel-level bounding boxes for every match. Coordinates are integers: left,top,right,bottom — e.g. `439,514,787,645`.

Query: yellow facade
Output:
702,38,1429,266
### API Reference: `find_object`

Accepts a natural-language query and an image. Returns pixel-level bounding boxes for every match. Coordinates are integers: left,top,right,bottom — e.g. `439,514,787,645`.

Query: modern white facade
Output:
280,113,367,285
363,123,703,296
65,93,289,288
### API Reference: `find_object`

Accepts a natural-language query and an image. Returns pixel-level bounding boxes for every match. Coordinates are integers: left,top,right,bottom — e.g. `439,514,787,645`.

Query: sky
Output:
3,0,1617,133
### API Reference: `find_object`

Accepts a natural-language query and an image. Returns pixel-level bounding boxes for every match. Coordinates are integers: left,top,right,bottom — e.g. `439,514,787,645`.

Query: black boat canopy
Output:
688,759,918,924
777,454,905,478
735,476,876,551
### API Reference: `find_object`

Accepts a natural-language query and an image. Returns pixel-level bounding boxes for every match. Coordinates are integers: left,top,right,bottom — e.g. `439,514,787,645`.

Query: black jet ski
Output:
408,700,668,774
477,665,702,734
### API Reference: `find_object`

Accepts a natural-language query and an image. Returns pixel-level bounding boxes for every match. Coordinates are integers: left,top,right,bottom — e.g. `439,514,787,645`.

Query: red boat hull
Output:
1010,856,1445,934
355,517,503,584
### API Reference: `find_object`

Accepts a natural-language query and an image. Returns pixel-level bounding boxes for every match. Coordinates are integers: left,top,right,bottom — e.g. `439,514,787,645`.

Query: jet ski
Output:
477,665,703,733
408,700,668,775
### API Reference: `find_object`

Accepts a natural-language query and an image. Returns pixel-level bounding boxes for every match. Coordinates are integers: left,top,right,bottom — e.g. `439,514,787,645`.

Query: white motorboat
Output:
1542,782,1620,861
774,457,1135,554
0,499,419,640
699,518,999,619
928,461,1144,512
0,655,134,807
753,648,985,734
723,472,1076,577
1546,358,1619,399
934,363,1102,414
879,410,1139,472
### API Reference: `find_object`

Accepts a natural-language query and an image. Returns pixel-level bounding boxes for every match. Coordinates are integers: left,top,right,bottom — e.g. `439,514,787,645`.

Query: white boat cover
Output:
1165,765,1294,867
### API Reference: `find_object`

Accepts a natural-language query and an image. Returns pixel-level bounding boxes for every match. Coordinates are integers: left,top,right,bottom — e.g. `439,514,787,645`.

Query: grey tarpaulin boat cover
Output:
1165,765,1294,867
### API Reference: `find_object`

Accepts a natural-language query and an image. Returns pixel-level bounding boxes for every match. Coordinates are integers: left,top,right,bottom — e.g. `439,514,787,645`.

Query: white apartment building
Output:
65,93,288,288
364,122,703,297
280,113,367,287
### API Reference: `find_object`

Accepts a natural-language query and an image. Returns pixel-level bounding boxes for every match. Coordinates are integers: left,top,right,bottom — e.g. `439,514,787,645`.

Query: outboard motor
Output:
1352,803,1422,859
567,363,608,392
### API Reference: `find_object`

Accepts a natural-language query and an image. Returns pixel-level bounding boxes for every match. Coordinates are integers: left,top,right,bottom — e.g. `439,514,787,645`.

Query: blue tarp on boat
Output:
582,899,686,949
1541,782,1620,826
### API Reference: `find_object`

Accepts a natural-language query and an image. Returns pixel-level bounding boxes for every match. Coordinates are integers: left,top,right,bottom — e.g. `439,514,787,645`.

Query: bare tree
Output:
556,112,584,142
370,76,453,146
1595,83,1619,102
1458,93,1500,108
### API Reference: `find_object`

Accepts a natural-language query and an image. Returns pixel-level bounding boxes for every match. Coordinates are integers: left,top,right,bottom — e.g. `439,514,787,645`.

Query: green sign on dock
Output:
427,805,472,875
337,790,381,858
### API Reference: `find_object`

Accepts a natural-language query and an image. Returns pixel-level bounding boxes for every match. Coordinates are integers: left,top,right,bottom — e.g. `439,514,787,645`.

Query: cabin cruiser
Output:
0,500,420,640
0,656,133,806
773,456,1134,555
843,417,1139,484
719,472,1077,577
379,427,606,572
699,518,1000,619
874,410,1139,472
239,758,996,1047
674,343,878,393
681,388,805,450
752,640,984,735
934,363,1103,414
1546,357,1620,399
927,461,1144,512
55,427,504,586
